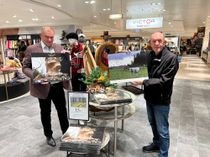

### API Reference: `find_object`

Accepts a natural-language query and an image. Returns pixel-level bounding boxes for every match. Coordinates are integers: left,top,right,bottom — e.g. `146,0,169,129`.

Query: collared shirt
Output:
41,41,55,53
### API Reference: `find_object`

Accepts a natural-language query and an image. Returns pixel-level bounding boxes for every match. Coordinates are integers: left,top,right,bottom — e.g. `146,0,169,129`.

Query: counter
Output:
0,68,29,101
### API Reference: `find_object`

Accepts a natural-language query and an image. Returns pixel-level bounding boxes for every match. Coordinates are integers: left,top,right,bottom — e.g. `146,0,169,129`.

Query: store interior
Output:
1,0,210,157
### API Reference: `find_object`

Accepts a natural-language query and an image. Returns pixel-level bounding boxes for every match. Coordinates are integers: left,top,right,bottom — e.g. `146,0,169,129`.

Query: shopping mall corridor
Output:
0,55,210,157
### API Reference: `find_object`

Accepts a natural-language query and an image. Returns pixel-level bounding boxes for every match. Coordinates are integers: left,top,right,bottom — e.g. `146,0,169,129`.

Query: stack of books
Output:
59,126,105,154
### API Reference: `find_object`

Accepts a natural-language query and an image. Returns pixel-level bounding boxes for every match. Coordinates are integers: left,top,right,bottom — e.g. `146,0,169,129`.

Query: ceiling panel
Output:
0,0,208,38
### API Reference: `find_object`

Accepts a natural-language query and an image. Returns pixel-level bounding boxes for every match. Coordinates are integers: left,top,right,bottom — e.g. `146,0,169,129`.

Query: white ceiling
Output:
0,0,209,38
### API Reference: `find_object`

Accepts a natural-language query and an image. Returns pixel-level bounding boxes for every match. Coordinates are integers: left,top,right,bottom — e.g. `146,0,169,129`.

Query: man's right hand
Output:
41,81,49,85
131,80,144,86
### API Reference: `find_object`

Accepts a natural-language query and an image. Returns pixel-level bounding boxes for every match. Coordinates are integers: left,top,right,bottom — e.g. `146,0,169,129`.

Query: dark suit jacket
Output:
22,43,69,99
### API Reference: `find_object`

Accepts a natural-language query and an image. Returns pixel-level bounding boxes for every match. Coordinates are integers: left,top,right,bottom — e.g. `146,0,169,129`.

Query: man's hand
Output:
61,49,70,54
131,80,144,86
41,81,49,85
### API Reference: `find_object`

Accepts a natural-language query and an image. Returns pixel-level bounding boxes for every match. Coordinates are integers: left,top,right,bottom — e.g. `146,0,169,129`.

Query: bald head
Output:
150,32,165,55
40,26,55,48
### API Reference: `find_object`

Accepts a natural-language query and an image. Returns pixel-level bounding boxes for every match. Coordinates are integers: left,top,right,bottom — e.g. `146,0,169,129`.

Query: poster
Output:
68,92,89,121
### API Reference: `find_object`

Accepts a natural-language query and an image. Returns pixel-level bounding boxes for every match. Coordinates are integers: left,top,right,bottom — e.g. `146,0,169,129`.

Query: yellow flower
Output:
97,75,105,82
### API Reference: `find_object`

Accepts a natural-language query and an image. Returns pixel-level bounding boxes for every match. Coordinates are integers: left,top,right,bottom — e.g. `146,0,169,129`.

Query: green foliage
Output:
81,67,117,88
109,66,148,80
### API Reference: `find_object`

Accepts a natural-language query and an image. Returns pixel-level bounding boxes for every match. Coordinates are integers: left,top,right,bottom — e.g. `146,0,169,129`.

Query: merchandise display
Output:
60,126,105,154
94,89,132,105
0,68,29,101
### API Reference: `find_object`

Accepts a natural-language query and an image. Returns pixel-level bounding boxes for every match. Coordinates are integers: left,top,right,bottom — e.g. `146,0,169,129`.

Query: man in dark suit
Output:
22,26,69,147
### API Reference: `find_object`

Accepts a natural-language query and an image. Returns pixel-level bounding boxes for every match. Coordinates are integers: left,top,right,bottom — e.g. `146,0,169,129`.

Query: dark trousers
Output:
72,73,87,91
38,83,69,138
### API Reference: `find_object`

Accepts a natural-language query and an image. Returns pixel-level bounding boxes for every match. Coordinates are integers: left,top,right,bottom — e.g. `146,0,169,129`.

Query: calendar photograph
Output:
31,52,70,83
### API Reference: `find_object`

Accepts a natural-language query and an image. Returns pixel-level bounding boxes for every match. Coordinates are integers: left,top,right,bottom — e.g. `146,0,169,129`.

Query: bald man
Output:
133,32,179,157
22,26,69,147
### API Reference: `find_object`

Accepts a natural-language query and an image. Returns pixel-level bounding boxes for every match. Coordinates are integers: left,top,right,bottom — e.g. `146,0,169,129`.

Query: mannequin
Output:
66,32,86,91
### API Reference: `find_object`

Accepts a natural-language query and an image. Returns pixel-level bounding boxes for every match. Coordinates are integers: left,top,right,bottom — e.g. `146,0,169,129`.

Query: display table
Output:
89,89,136,156
0,68,29,101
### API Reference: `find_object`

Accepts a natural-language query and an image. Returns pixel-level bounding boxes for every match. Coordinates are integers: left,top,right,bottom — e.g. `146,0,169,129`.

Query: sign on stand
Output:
68,92,89,121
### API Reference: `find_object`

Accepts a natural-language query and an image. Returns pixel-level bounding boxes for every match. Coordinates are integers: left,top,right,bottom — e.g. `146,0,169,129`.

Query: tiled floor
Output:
0,55,210,157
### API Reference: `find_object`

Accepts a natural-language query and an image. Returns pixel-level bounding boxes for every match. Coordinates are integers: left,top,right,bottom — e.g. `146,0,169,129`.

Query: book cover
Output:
60,126,105,153
31,52,70,83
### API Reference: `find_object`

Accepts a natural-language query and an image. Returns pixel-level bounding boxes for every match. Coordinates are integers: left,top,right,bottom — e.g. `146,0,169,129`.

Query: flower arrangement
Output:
82,67,117,93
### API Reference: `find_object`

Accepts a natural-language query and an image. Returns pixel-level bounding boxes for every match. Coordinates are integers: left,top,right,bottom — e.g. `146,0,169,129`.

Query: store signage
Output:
126,17,163,29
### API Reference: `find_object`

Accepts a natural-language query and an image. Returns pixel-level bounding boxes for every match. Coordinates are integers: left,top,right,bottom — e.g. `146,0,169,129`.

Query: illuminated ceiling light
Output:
90,0,95,4
109,14,123,20
57,4,61,7
109,0,123,20
107,8,111,11
85,1,89,4
29,9,34,12
51,16,55,19
18,19,23,22
93,15,97,18
5,20,10,23
32,18,39,21
13,15,17,18
103,8,107,11
151,2,160,5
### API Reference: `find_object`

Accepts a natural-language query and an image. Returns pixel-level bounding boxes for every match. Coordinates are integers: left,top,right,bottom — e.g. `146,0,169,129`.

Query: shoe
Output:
46,137,56,147
142,143,160,153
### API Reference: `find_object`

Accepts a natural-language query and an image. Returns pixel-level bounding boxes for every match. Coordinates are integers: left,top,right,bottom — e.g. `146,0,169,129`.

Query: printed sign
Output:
68,92,89,121
126,17,163,29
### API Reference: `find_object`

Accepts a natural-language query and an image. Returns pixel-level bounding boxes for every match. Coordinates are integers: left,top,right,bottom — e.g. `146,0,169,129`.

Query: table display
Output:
0,67,29,101
89,89,136,156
